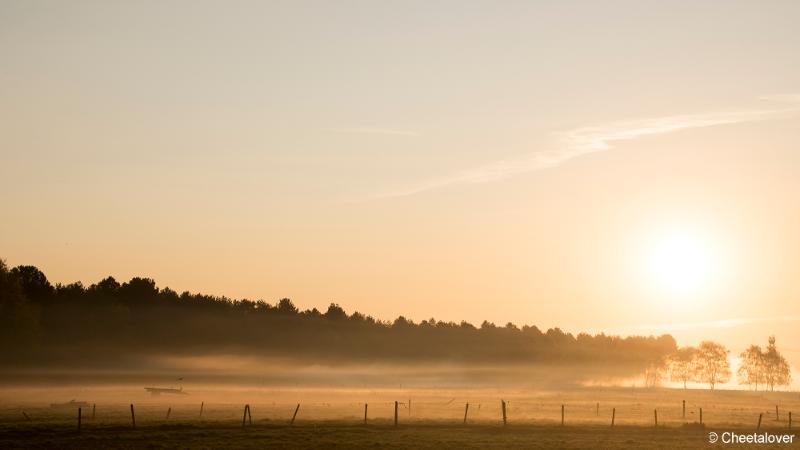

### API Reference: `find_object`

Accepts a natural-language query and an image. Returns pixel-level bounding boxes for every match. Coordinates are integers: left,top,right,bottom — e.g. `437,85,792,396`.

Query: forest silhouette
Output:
0,260,677,377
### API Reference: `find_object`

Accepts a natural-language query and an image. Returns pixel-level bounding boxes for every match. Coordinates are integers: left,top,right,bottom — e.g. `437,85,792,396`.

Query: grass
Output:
1,386,797,448
0,421,763,450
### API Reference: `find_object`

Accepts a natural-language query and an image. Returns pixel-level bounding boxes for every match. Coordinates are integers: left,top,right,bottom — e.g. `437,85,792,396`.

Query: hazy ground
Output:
1,384,797,448
2,422,787,450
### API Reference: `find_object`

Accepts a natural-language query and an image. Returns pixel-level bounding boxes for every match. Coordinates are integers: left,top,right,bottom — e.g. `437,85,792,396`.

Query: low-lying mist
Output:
0,353,647,391
1,262,672,394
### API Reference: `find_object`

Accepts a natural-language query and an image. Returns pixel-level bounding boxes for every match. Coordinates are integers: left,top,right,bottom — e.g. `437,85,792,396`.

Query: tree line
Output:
665,338,792,391
1,260,792,391
0,260,676,378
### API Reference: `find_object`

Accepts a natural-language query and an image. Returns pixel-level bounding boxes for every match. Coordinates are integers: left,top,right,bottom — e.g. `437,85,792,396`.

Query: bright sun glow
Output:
645,229,717,298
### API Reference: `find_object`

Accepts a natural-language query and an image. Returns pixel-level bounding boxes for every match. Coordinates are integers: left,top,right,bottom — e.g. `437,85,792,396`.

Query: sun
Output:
644,228,717,298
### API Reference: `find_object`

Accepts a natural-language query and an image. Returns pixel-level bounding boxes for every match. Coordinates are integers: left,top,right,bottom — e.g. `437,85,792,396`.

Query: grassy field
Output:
0,421,768,450
1,421,797,449
1,386,797,448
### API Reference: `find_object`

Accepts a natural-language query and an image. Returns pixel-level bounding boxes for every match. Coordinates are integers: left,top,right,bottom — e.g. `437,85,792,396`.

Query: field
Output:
1,422,782,450
1,385,798,449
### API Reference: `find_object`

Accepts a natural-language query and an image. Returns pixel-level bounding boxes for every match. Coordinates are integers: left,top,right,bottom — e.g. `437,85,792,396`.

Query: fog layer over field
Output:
1,263,676,390
2,382,798,430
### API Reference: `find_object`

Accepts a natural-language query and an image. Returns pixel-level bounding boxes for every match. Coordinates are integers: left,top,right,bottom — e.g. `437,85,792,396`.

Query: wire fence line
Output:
5,399,795,431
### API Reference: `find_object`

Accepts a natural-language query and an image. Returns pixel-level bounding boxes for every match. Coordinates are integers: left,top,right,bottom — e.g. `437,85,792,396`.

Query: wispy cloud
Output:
627,315,800,333
366,97,800,200
758,93,800,103
598,315,800,349
323,127,420,137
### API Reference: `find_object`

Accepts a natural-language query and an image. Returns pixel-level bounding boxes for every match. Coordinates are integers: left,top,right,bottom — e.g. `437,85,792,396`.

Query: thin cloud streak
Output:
366,99,800,200
617,315,800,333
758,93,800,103
323,127,420,137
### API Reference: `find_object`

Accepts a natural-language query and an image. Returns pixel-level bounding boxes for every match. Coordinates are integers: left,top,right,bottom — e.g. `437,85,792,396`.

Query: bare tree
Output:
667,346,699,389
644,358,666,388
696,341,731,390
737,345,765,391
763,336,791,392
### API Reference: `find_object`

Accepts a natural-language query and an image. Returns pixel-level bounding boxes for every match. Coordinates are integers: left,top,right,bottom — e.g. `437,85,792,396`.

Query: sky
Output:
1,1,800,371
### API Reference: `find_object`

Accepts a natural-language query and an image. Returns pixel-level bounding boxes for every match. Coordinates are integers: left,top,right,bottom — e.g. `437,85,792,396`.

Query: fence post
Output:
682,400,685,419
130,404,136,429
291,403,300,425
757,413,762,431
248,404,252,425
166,407,171,420
654,409,658,427
561,404,565,426
789,411,792,428
501,400,507,426
92,403,96,420
364,403,368,424
463,403,469,425
78,407,82,432
596,402,599,417
611,408,615,427
199,402,204,418
409,398,412,417
242,405,248,427
700,407,703,425
776,405,779,421
394,401,398,427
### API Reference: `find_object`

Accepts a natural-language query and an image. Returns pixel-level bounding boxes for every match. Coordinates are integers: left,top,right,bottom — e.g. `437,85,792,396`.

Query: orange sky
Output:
1,1,800,377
